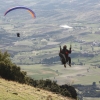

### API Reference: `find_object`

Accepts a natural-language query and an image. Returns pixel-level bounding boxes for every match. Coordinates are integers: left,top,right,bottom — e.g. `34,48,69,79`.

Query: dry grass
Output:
0,78,75,100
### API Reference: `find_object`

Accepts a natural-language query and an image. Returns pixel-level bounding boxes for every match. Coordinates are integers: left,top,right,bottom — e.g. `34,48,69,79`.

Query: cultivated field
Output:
20,64,100,85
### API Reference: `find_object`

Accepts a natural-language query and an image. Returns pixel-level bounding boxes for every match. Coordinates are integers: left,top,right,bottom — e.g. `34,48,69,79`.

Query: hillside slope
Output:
0,78,75,100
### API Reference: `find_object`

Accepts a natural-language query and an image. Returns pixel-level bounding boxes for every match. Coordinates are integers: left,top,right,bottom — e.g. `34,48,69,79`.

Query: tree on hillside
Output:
0,51,27,83
0,51,11,65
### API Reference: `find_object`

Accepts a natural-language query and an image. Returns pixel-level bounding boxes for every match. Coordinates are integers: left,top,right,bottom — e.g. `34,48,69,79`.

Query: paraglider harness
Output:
59,53,66,64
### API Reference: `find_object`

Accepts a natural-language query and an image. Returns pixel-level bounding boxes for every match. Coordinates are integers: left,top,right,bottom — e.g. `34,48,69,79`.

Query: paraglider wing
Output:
4,6,36,18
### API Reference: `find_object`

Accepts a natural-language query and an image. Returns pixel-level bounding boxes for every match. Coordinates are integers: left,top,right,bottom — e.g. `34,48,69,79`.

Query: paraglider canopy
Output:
17,33,20,37
4,6,36,18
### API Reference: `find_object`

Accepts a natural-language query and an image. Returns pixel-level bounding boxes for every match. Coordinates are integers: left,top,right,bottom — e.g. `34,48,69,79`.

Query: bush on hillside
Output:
28,79,77,99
